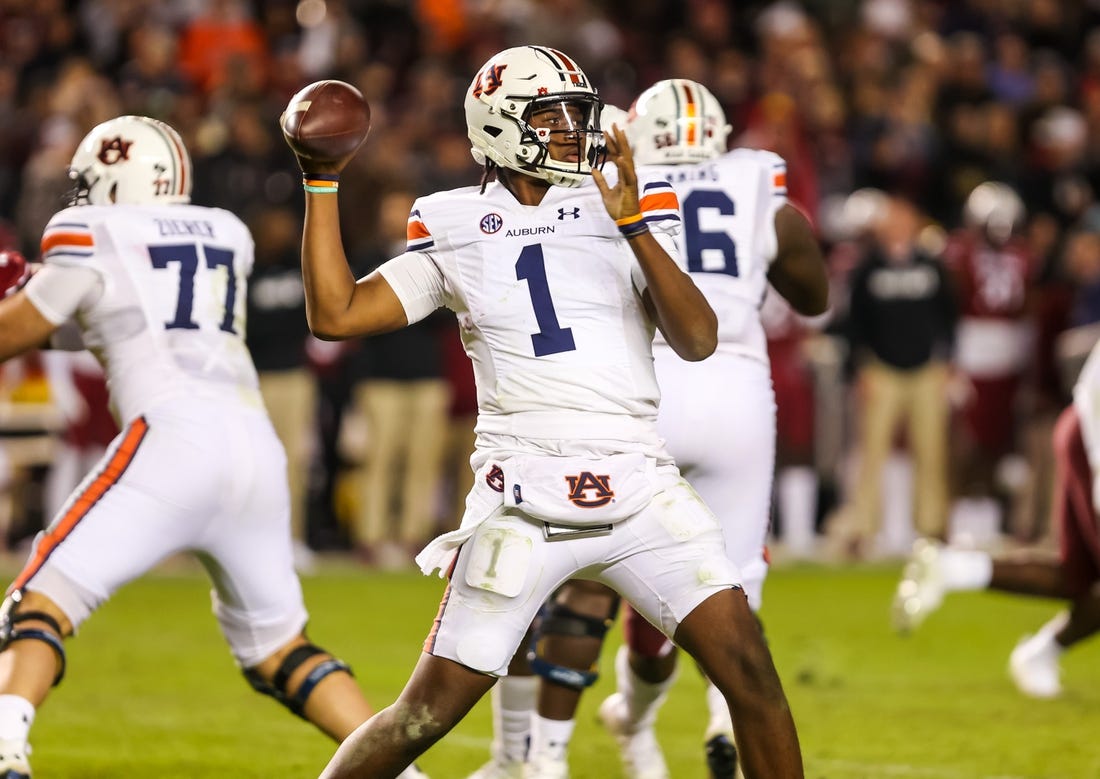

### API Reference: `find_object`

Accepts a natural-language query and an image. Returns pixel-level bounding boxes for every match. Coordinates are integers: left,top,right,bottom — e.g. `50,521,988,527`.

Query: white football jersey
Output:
643,148,787,362
38,204,260,424
377,174,681,443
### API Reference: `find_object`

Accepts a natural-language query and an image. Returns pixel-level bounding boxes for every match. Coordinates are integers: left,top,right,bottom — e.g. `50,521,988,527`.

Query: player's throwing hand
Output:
592,124,641,222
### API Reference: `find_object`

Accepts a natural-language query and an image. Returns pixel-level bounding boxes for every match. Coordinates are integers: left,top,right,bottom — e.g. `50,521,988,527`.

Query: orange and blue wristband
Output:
303,173,339,194
615,213,650,239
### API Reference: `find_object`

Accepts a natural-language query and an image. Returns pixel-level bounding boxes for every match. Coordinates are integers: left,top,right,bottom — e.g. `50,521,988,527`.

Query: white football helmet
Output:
600,104,629,135
964,181,1025,245
628,79,731,165
465,45,605,188
68,115,192,206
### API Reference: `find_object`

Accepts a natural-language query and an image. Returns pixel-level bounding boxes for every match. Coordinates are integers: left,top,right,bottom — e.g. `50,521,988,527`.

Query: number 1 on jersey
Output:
516,244,576,357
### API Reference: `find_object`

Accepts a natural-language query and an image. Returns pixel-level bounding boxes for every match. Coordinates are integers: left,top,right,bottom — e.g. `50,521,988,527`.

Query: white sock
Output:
530,714,575,761
0,695,34,742
778,466,818,557
948,497,1002,548
492,675,537,762
939,547,994,591
1036,611,1070,652
703,680,733,741
615,645,676,730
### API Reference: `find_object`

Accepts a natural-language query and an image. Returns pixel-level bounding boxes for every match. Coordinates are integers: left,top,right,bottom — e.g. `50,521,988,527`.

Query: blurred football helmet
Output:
628,79,732,165
600,104,629,135
964,182,1025,245
68,115,192,206
465,45,605,188
840,187,890,239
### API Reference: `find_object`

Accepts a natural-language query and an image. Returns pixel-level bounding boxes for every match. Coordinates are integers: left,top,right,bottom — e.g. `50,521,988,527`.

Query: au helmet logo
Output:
486,464,505,493
565,472,614,508
472,64,508,99
97,136,133,165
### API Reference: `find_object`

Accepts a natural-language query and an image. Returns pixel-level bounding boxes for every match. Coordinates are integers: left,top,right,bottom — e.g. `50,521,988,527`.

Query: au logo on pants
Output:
565,472,614,507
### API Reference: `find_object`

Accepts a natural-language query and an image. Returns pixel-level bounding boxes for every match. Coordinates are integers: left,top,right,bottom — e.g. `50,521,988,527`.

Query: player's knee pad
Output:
529,601,617,690
0,593,67,686
243,643,353,719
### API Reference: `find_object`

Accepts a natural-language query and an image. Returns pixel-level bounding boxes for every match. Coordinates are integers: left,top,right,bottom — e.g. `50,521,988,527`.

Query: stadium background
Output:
1,1,1099,777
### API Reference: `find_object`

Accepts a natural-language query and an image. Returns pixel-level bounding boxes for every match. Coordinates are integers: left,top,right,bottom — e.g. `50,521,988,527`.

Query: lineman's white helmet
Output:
465,45,605,188
628,78,731,165
68,115,192,206
600,104,629,135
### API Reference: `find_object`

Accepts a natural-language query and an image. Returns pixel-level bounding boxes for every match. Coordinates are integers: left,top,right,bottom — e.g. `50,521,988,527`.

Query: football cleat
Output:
525,753,568,779
704,733,739,779
0,738,30,779
1009,633,1062,699
465,757,523,779
891,538,946,634
597,693,669,779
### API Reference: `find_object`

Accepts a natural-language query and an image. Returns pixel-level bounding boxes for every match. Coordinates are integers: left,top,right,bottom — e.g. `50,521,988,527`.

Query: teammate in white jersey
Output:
472,81,828,779
285,46,804,779
605,78,827,779
0,116,425,779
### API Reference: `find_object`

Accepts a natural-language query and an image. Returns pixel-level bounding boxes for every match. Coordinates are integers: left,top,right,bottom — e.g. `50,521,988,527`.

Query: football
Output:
280,80,371,164
0,250,28,297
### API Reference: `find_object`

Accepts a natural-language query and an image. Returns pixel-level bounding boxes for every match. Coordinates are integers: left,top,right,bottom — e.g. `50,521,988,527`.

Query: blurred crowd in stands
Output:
3,0,1100,566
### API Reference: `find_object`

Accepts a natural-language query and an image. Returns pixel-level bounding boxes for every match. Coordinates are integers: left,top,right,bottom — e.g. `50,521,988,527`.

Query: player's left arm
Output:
593,125,717,362
0,292,59,362
767,204,829,317
0,263,102,362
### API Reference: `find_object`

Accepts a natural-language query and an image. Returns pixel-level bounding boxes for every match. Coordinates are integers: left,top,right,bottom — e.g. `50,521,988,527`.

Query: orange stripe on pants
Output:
422,581,453,655
9,416,149,593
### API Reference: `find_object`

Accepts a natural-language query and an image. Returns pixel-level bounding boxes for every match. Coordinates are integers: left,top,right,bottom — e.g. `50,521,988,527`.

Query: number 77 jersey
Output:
642,148,788,362
38,203,261,424
376,173,682,443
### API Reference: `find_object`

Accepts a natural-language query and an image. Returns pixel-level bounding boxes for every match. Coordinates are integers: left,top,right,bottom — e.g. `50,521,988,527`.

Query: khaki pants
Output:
849,360,950,541
258,369,318,545
443,413,477,530
349,379,450,547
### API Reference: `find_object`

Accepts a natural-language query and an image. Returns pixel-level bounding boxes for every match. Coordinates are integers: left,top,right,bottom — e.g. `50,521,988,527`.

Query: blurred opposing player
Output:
290,46,804,779
894,336,1100,699
481,81,827,779
0,116,425,779
941,182,1037,541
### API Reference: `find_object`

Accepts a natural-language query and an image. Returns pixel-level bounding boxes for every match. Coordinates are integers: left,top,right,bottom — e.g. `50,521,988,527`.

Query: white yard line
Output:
813,757,1040,779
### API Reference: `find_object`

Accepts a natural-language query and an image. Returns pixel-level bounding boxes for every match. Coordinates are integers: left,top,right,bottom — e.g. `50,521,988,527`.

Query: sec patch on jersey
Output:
280,80,371,163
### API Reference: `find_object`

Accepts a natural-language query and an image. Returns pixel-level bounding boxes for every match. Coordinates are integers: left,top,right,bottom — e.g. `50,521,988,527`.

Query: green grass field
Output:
7,559,1099,778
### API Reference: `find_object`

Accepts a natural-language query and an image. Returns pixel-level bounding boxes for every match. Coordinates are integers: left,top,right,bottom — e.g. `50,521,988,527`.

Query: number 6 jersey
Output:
29,203,261,424
376,174,681,444
643,148,788,363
